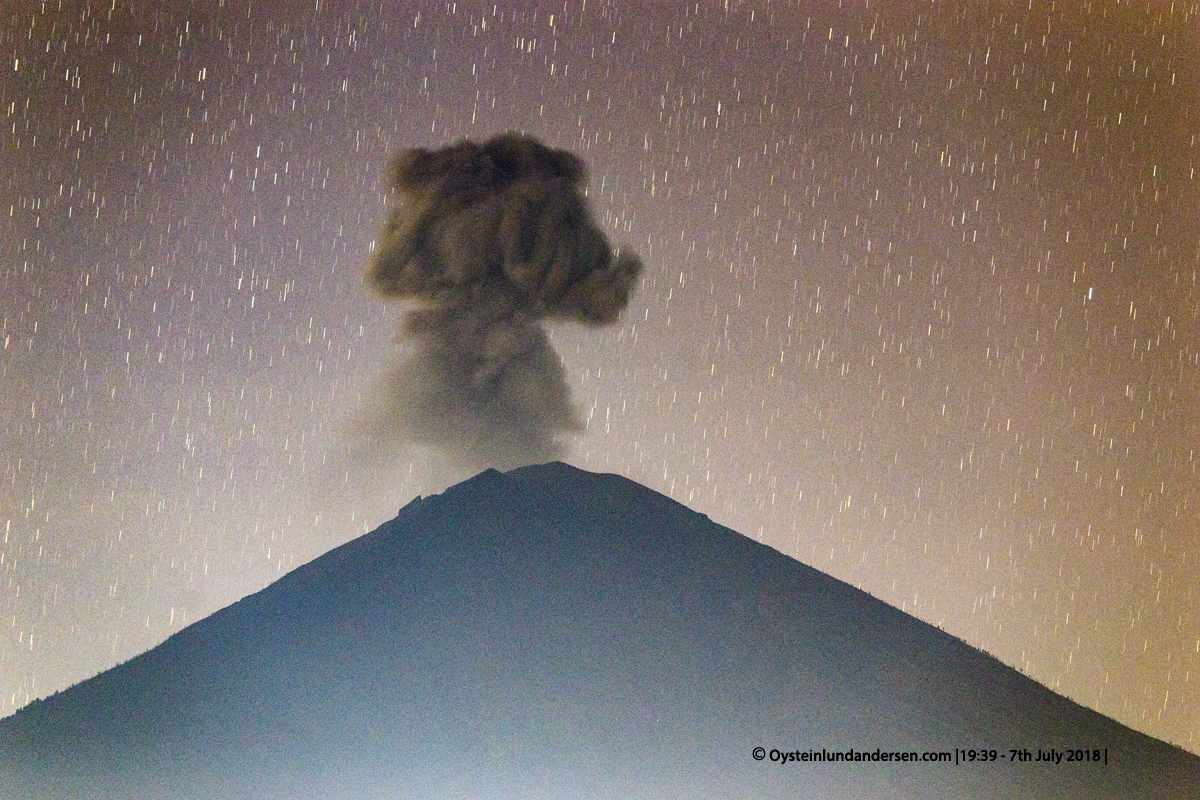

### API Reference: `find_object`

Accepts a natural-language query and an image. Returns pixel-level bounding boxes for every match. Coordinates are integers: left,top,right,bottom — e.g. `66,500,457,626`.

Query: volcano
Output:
1,462,1196,799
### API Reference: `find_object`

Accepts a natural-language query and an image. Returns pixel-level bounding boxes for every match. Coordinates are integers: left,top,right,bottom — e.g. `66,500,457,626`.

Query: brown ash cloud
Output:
356,132,642,474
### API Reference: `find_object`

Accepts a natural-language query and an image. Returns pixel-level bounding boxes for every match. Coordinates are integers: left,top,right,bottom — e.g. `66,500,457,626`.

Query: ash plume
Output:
358,132,642,473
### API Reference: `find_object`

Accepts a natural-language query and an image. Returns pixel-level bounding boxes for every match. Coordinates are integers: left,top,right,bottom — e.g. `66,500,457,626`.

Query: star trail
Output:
1,0,1197,754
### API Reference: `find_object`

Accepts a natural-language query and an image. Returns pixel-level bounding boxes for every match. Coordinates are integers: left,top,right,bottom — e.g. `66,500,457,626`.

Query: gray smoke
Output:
358,132,642,473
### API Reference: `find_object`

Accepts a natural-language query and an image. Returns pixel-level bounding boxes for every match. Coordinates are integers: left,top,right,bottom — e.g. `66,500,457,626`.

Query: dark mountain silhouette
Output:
2,462,1196,799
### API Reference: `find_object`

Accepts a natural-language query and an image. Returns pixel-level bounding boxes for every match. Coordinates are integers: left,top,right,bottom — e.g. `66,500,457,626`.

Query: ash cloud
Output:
357,132,642,473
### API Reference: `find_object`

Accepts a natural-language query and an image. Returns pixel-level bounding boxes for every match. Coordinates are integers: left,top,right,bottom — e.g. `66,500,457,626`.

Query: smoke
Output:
356,132,642,474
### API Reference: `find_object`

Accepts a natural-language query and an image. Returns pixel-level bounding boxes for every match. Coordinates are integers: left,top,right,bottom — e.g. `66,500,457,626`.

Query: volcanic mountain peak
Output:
2,462,1196,799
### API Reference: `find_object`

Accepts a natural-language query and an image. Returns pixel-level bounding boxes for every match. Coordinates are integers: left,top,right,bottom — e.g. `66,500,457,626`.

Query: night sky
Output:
2,0,1197,756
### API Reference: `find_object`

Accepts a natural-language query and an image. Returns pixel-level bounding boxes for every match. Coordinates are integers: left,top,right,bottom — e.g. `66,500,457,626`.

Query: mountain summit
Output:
2,462,1196,799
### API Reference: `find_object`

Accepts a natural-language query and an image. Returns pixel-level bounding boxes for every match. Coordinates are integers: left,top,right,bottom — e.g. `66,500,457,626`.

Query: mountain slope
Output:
2,462,1196,799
